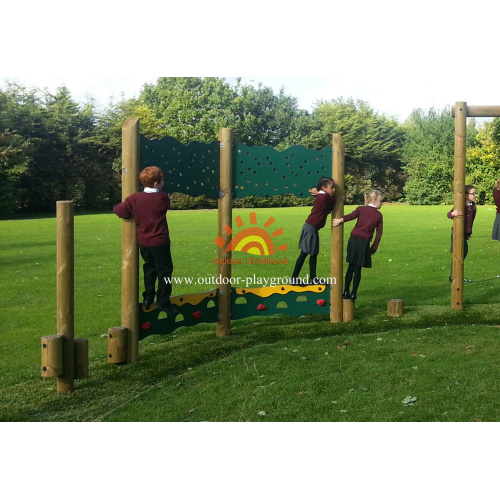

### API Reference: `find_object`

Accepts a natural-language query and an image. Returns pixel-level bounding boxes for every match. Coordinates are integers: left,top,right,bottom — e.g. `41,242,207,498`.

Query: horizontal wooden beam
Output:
452,105,500,117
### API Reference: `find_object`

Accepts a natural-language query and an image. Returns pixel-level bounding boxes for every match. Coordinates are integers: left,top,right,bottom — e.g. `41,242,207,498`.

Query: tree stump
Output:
387,299,404,317
343,298,355,322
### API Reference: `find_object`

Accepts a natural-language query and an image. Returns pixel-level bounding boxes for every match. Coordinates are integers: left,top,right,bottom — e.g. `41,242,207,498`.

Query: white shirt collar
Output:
318,190,326,194
368,203,377,208
144,187,160,193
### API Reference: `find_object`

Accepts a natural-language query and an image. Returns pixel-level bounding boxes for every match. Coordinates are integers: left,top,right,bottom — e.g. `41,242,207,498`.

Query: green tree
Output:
466,121,500,204
402,107,477,205
138,77,236,143
301,98,405,202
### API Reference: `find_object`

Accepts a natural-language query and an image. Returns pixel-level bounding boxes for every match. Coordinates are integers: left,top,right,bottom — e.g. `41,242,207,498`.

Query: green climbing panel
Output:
138,289,218,340
233,143,332,198
139,135,332,199
140,135,220,198
231,284,330,320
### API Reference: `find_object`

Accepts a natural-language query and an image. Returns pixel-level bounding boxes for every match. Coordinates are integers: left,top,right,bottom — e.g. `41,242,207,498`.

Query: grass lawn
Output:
1,204,500,421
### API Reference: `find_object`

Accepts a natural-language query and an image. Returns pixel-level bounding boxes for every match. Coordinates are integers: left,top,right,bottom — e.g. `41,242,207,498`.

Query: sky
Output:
3,1,500,124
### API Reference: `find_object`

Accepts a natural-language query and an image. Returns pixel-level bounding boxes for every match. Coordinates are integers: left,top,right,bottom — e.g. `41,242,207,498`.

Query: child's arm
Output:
447,208,463,218
113,198,132,219
370,217,383,254
309,187,319,196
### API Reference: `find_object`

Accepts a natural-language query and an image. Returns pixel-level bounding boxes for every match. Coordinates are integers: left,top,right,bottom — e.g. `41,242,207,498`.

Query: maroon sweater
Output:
113,191,171,247
305,193,336,229
447,201,476,235
494,189,500,214
343,205,383,253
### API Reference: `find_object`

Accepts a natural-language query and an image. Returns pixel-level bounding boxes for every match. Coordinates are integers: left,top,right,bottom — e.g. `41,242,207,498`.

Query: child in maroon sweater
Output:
332,190,383,300
291,176,336,284
113,166,178,316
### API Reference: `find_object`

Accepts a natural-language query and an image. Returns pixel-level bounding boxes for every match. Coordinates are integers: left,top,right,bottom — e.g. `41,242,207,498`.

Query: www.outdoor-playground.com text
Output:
164,275,336,288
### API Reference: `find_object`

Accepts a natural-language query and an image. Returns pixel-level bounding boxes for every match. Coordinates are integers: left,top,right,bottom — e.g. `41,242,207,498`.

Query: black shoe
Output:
142,299,154,310
349,292,357,301
342,290,350,299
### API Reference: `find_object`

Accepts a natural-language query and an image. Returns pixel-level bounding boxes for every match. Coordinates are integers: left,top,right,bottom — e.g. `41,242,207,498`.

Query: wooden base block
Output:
108,327,127,364
74,338,89,379
343,299,355,322
41,335,63,378
387,299,404,317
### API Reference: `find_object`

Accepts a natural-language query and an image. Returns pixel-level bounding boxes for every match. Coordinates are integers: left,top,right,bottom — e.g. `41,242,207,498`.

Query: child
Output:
113,166,178,317
492,178,500,241
332,190,384,301
291,176,336,285
447,184,477,281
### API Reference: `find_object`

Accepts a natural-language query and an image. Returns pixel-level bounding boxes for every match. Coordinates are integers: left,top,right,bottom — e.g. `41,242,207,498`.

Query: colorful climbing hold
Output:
316,299,326,306
257,304,268,311
140,322,151,330
192,311,202,319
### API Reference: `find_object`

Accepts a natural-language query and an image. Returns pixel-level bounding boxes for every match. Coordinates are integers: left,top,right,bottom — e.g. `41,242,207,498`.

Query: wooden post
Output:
56,200,75,393
331,134,345,323
216,128,233,337
121,118,140,361
452,102,467,310
342,299,355,322
74,338,89,379
41,335,63,378
108,327,128,364
387,299,404,317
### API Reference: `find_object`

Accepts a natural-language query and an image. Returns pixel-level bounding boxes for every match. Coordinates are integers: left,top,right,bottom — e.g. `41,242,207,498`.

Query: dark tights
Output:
292,251,317,281
344,263,362,295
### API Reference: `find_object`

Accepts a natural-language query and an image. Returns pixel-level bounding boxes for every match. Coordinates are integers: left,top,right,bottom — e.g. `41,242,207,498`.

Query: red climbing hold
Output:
192,311,202,319
141,322,151,330
257,304,268,310
316,299,326,306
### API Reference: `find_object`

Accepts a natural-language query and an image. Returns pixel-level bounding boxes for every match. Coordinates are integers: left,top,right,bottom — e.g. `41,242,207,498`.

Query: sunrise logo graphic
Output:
214,212,288,256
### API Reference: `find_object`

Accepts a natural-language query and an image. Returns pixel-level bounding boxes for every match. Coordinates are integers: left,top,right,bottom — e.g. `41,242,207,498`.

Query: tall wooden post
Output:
56,201,75,393
331,134,345,322
452,102,467,310
121,118,140,361
217,128,233,337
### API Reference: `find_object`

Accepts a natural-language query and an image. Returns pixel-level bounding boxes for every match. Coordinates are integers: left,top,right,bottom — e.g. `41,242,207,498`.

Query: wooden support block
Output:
108,327,127,364
41,335,63,378
342,299,355,322
74,338,89,379
387,299,404,317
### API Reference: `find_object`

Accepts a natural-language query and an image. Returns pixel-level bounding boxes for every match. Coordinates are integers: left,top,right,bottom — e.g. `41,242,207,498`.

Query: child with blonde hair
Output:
332,190,384,300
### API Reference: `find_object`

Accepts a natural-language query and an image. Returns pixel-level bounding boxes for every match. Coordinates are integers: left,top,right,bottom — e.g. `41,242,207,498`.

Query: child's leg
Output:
140,246,157,304
150,245,174,309
309,254,317,282
344,263,355,293
351,265,362,297
292,251,308,278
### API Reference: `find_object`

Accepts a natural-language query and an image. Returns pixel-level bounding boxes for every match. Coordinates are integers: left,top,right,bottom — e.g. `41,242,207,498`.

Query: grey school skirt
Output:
298,222,319,256
492,213,500,241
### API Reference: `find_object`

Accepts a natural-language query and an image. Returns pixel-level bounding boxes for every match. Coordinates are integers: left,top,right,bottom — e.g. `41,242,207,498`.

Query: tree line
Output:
1,77,499,219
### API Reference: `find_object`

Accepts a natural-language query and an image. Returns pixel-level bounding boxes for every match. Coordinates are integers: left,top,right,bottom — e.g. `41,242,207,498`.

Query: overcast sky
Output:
3,1,500,124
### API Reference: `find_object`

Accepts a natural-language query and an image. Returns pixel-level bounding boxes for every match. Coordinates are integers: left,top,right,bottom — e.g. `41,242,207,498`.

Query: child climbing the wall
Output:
291,176,336,285
332,190,384,301
447,184,477,281
113,166,179,317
